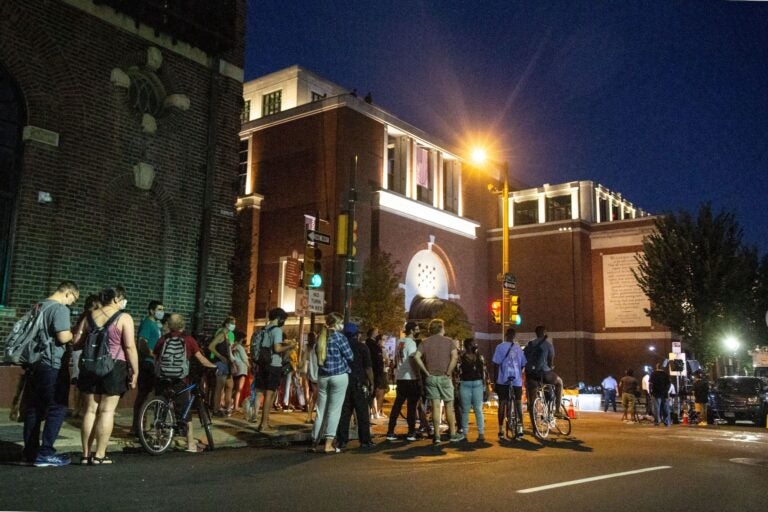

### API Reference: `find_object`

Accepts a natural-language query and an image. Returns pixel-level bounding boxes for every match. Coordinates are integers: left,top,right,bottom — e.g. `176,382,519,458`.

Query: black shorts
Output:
78,360,128,396
494,383,522,401
255,365,282,392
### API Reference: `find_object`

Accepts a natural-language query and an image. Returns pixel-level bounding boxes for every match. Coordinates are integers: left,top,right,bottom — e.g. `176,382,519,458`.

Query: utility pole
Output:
343,155,357,323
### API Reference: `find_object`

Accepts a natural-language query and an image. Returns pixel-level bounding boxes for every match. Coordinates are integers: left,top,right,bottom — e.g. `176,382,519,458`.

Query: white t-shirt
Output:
395,336,417,380
641,374,650,392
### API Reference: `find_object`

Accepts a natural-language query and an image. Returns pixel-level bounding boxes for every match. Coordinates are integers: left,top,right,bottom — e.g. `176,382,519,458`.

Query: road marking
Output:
517,466,672,494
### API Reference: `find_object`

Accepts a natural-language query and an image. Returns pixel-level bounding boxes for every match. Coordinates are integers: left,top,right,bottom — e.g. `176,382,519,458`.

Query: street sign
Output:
307,230,330,245
285,257,301,289
503,281,516,291
295,288,308,316
308,289,324,314
503,272,517,291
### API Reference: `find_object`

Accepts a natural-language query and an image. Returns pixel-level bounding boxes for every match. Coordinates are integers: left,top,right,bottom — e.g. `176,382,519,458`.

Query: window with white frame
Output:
262,90,282,116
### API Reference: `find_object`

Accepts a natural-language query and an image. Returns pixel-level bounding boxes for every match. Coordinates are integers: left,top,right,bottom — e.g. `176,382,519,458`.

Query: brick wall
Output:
0,1,245,400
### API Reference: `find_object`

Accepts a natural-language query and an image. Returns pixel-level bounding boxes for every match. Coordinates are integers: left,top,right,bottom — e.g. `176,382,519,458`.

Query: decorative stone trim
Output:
22,126,59,147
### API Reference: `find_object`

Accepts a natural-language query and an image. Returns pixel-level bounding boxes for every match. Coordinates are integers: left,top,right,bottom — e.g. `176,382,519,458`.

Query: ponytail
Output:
317,326,328,366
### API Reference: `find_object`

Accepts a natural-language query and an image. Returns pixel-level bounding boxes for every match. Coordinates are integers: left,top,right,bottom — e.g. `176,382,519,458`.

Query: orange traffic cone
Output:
567,401,576,419
682,410,689,425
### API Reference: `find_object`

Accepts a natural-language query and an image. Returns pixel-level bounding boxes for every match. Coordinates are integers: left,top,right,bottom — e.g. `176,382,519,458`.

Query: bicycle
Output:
503,379,523,440
138,379,215,455
530,382,571,439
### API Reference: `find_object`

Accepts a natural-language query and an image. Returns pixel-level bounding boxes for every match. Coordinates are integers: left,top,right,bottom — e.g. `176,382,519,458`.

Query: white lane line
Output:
517,466,672,494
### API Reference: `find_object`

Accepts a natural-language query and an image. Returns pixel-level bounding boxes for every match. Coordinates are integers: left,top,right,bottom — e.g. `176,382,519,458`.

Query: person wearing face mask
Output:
208,316,237,417
20,281,80,467
78,285,139,465
131,300,164,435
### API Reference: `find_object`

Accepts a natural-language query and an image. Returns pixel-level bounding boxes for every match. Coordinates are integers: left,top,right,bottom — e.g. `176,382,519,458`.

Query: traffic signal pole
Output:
343,155,357,323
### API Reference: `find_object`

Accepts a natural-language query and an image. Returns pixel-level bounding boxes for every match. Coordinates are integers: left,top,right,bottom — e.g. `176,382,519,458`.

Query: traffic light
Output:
304,246,323,288
336,214,358,257
491,300,502,324
336,214,348,255
509,295,521,326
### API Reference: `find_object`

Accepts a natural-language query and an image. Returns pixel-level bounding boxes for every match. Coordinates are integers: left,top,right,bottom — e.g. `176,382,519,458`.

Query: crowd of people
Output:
601,364,711,426
17,280,709,467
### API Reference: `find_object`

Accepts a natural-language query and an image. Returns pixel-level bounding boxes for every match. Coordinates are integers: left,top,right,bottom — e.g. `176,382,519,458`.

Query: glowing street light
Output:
471,146,510,342
724,335,740,353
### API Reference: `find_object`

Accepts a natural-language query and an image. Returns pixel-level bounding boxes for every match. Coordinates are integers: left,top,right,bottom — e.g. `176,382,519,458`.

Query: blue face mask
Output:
154,311,165,321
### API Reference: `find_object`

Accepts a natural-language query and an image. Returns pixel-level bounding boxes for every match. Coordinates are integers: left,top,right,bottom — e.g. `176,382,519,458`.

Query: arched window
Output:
0,64,25,305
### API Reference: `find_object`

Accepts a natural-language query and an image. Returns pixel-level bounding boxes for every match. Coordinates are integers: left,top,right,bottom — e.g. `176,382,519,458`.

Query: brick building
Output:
236,66,674,385
0,0,246,405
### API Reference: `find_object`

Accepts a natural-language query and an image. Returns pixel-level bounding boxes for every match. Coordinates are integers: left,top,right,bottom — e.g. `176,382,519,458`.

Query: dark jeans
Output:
336,378,372,445
387,379,420,434
604,389,617,412
132,360,156,432
23,364,70,460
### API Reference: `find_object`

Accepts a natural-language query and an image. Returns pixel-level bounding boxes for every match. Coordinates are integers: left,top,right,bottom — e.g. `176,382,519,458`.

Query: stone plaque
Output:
602,252,651,328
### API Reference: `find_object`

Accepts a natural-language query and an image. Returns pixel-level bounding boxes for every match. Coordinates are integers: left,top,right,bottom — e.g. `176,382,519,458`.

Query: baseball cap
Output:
343,322,359,336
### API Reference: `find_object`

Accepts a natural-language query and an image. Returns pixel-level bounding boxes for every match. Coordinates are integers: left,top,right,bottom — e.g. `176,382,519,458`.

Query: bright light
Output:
648,345,656,352
724,335,740,352
470,147,488,165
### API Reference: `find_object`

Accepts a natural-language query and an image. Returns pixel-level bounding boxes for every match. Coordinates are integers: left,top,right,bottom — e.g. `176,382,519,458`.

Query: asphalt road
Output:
2,415,767,512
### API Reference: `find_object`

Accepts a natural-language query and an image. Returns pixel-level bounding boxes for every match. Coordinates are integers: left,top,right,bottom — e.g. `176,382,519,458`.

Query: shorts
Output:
215,361,231,378
374,374,389,390
78,360,128,396
424,375,454,402
255,365,282,392
494,383,522,401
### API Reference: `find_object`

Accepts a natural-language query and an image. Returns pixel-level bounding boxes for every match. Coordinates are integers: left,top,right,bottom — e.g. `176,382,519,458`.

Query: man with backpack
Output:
17,281,80,466
524,325,563,420
153,313,216,451
250,308,297,434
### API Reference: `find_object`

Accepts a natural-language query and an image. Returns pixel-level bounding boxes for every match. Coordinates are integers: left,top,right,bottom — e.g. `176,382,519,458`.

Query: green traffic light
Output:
310,273,322,288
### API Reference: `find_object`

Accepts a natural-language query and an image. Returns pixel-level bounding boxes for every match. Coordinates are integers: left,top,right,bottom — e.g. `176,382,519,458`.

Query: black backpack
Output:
80,311,123,377
524,339,547,377
155,334,189,379
250,326,275,369
3,302,56,367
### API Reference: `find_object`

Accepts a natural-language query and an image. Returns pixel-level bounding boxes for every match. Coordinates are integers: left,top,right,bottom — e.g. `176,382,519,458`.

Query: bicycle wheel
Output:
531,397,550,439
505,399,519,439
554,403,572,436
138,398,175,455
198,399,215,451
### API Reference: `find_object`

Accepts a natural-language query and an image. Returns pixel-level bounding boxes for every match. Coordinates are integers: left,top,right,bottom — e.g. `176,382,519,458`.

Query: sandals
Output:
80,455,91,465
90,455,113,465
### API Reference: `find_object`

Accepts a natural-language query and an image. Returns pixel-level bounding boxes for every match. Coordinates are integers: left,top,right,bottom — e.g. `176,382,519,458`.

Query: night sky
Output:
246,0,768,254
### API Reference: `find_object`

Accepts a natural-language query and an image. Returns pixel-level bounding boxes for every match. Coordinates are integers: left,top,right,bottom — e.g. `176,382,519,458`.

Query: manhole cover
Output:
730,458,768,467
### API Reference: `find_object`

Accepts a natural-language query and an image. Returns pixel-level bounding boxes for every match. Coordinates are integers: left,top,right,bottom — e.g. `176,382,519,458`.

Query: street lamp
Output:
471,148,511,342
723,335,740,353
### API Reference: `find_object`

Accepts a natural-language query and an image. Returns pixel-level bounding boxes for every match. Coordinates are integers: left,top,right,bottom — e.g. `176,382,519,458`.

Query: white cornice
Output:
375,191,480,239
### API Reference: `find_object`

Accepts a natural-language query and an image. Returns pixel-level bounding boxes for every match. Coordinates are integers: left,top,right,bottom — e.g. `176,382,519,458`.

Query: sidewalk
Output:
0,397,403,458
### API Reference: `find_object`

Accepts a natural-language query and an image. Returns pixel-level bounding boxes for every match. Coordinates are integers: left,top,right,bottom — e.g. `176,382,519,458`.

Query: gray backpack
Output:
155,334,189,379
3,302,55,367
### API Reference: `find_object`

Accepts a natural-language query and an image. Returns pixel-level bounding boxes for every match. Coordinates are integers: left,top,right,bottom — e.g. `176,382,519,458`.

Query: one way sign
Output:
307,230,330,245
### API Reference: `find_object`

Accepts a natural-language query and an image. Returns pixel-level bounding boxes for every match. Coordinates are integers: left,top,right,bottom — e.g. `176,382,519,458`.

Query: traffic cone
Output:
682,410,689,425
567,401,576,419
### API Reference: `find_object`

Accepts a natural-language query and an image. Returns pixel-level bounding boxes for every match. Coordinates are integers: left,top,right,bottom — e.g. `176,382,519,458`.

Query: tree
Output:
351,250,406,335
436,300,473,341
634,204,760,366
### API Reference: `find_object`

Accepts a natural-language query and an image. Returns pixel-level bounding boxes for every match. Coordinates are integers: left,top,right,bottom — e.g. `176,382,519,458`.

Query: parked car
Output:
708,376,768,426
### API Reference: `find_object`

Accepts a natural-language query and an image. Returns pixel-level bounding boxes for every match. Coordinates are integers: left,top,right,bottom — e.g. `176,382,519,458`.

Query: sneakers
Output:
477,434,486,442
498,431,504,440
449,433,466,443
406,432,418,441
516,426,524,438
385,433,398,441
432,436,442,446
34,453,71,467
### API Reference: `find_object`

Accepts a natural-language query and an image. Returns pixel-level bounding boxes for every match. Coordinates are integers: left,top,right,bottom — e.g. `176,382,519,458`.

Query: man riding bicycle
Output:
492,327,526,439
524,325,564,420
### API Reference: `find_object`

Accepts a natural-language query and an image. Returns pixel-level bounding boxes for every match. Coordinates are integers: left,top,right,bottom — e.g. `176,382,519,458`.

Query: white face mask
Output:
118,299,128,310
227,323,236,332
154,311,165,321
